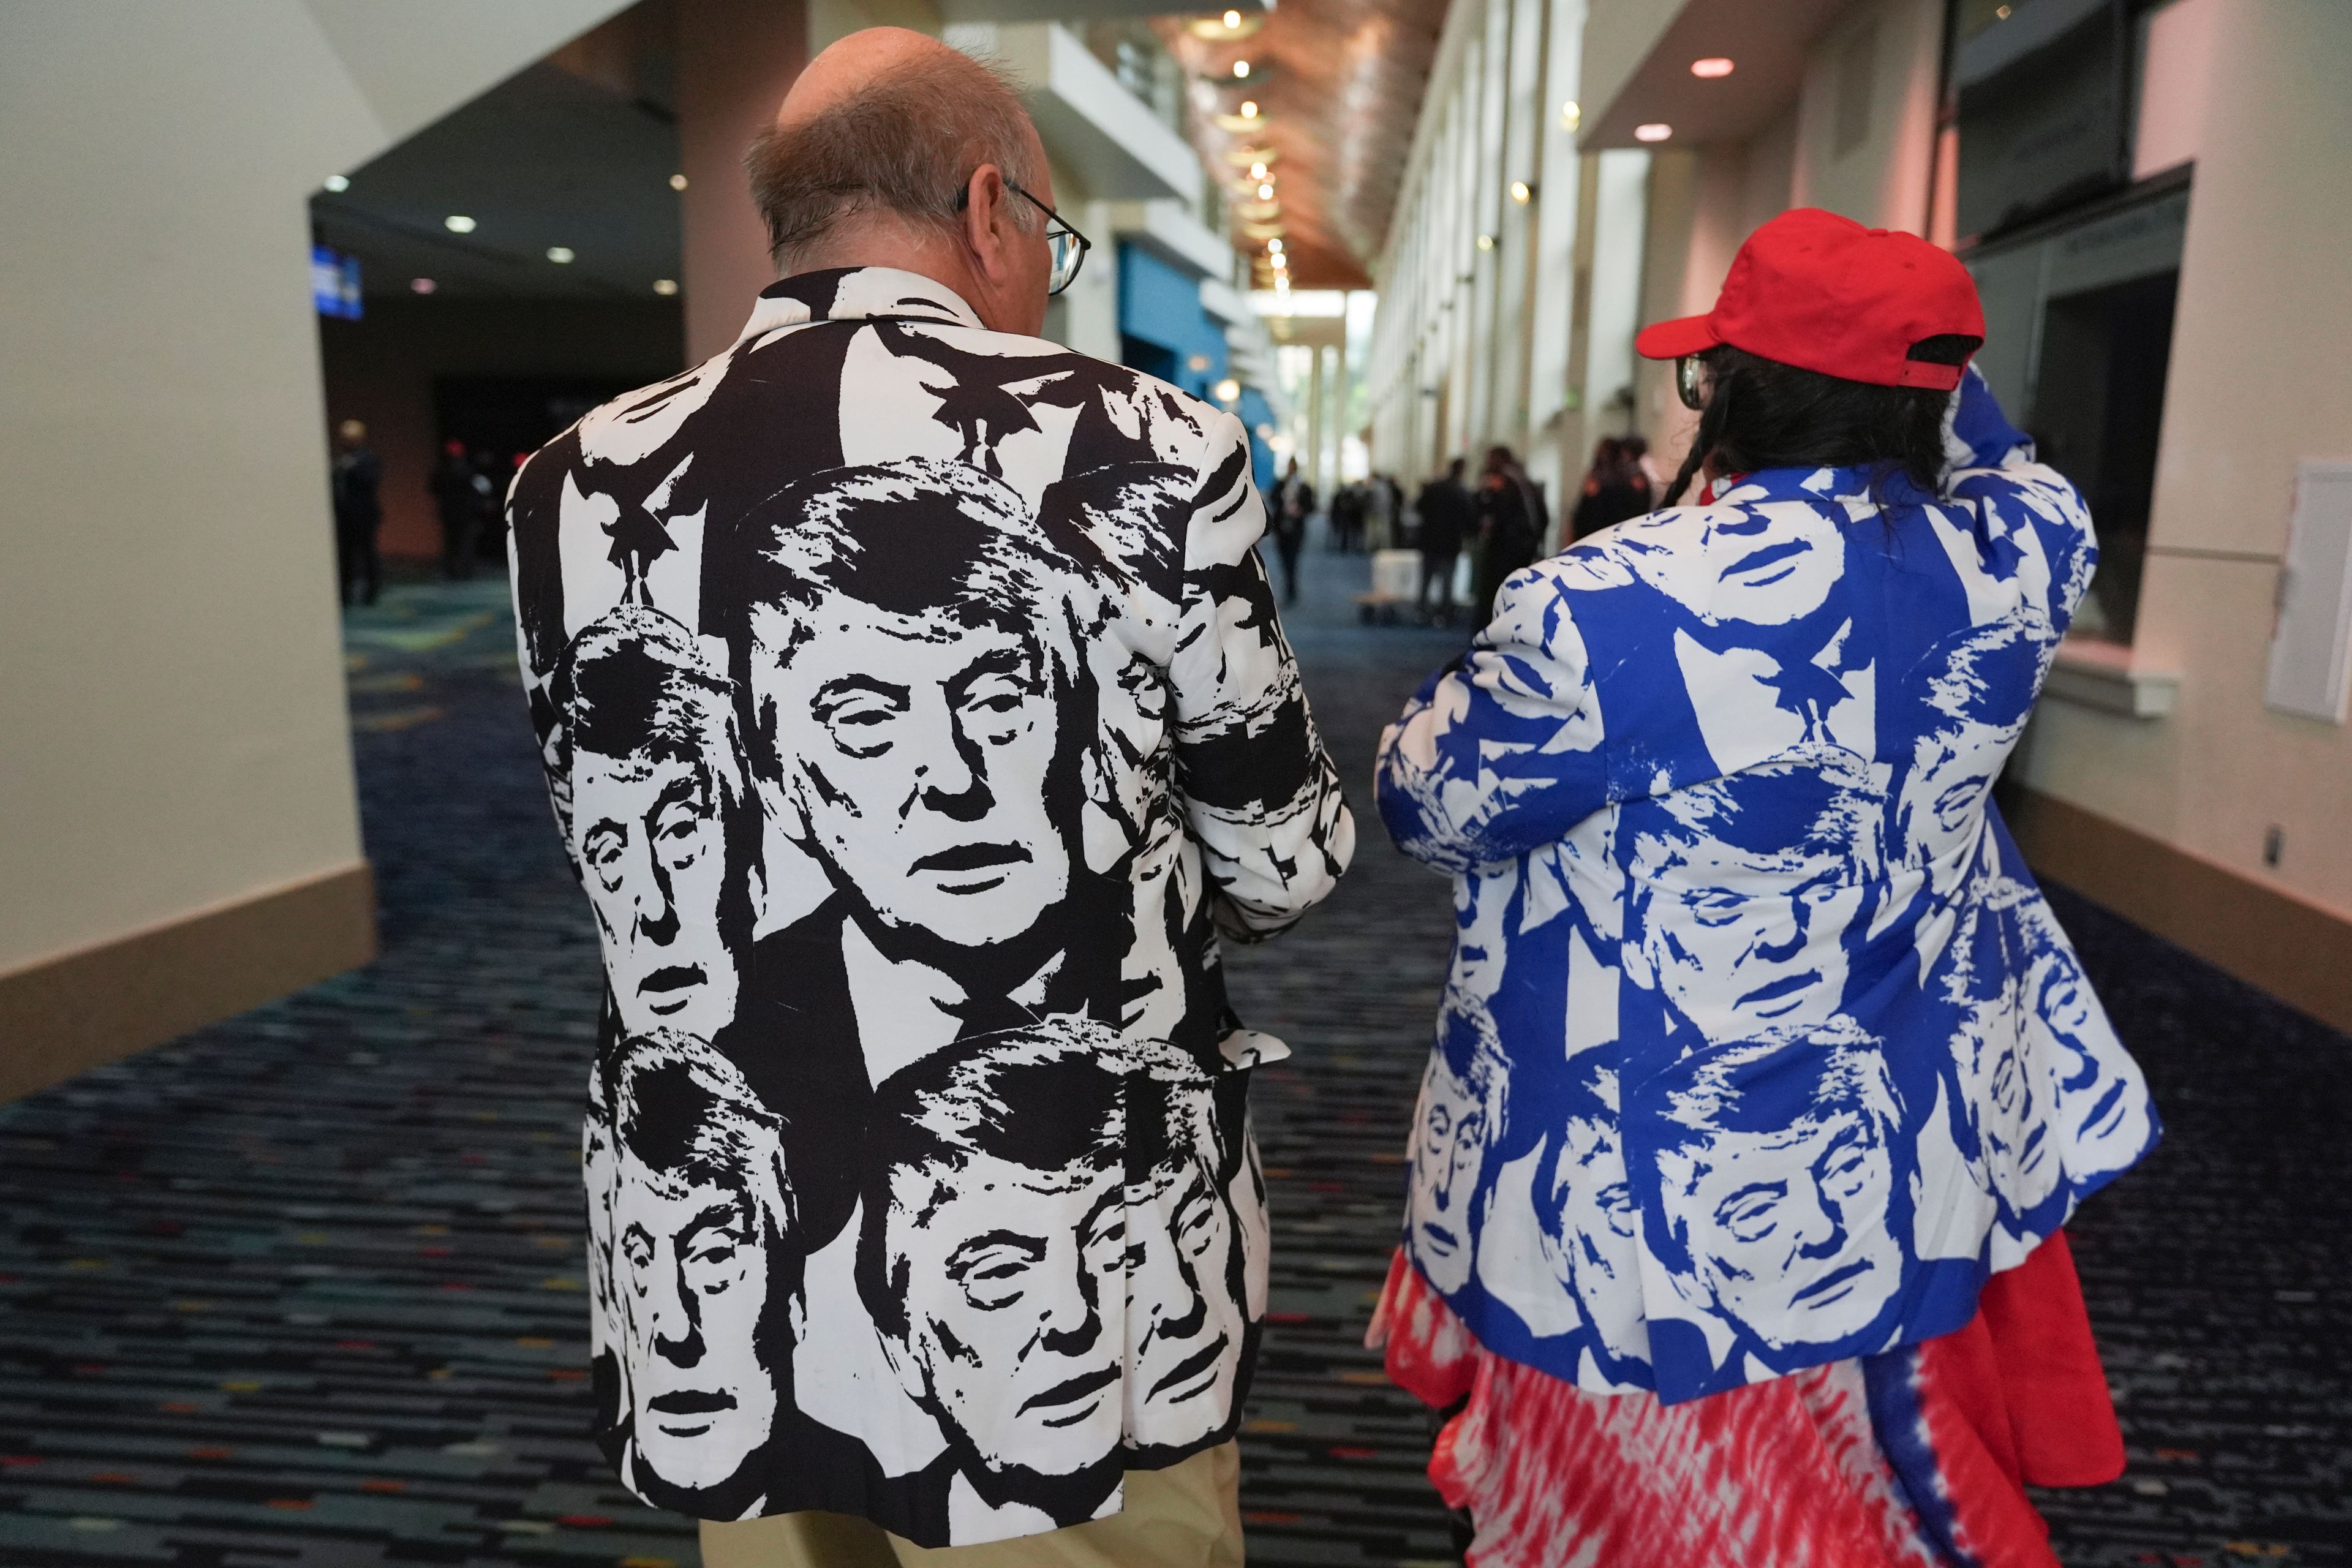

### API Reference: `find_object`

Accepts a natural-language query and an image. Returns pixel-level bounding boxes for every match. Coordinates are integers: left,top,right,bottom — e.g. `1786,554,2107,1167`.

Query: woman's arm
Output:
1941,368,2101,636
1375,562,1612,873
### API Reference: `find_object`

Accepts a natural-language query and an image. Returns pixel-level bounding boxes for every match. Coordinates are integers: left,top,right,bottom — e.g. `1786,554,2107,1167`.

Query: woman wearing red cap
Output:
1370,209,2157,1567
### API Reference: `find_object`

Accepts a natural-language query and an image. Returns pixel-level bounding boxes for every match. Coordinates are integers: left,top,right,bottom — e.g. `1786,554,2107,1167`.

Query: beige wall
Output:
2016,0,2352,919
0,1,627,984
1788,0,1941,233
679,0,814,363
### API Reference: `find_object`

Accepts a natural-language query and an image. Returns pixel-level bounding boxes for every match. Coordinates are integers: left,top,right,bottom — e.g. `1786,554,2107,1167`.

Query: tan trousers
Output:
699,1442,1244,1568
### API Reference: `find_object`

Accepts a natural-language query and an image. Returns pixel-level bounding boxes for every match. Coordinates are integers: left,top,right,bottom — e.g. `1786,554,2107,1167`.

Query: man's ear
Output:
961,162,1016,281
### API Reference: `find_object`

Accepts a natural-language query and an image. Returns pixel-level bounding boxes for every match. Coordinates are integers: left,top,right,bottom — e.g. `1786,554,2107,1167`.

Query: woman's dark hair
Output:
1660,334,1981,507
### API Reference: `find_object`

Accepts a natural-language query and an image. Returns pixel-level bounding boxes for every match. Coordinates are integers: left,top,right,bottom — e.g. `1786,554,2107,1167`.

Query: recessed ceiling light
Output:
1690,56,1735,78
1509,181,1532,203
546,246,575,264
1258,182,1274,200
410,277,437,295
1267,238,1283,254
1223,9,1240,24
1240,100,1258,118
323,174,349,193
1634,123,1673,142
669,173,688,190
1250,162,1268,179
653,279,679,296
1233,60,1250,78
444,214,477,234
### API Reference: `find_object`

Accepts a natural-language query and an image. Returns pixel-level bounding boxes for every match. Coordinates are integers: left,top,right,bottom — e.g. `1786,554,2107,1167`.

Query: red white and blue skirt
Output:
1368,1232,2125,1568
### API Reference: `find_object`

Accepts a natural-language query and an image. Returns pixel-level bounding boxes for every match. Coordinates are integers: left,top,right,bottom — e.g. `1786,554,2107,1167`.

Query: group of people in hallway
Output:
1404,447,1546,627
491,28,2158,1568
327,421,514,606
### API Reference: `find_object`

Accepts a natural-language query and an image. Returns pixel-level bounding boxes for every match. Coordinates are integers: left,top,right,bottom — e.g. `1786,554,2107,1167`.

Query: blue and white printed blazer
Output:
1375,371,2158,1404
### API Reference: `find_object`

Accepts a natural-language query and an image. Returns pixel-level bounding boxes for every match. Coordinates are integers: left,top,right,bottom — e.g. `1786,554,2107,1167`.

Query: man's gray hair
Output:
745,51,1042,270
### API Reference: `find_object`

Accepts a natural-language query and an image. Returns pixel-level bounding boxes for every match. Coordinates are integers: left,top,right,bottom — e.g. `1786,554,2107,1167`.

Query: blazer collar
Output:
736,266,984,344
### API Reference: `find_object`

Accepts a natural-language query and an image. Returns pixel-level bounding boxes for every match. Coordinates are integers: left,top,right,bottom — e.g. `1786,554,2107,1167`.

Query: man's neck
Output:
785,225,981,315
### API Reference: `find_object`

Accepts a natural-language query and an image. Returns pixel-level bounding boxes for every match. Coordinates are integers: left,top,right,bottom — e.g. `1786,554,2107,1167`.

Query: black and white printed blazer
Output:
504,266,1354,1546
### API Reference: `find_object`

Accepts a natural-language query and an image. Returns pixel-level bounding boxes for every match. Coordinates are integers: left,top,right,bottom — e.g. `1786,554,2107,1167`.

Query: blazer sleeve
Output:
1942,367,2102,634
1375,559,1612,874
1166,414,1355,940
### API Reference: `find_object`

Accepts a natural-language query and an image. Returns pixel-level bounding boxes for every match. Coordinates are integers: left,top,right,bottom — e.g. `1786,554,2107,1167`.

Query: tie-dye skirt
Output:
1368,1233,2124,1567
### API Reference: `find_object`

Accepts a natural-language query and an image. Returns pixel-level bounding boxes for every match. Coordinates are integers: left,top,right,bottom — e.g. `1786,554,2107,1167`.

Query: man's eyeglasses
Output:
956,179,1093,296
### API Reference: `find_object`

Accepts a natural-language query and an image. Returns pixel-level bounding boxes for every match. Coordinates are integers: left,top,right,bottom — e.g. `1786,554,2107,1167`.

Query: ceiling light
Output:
1476,233,1494,252
1214,378,1242,403
669,173,688,190
1240,100,1258,118
410,277,437,295
653,279,679,296
1233,60,1250,78
1561,100,1581,130
443,214,477,233
1250,162,1267,179
546,246,575,264
1267,238,1283,254
1634,123,1673,142
323,174,349,193
1995,3,2011,14
1258,182,1275,200
1509,181,1532,203
1690,56,1735,78
1224,9,1241,24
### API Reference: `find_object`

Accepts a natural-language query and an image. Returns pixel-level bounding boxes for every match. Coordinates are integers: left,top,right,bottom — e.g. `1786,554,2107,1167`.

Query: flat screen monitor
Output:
1953,0,2128,243
312,244,363,321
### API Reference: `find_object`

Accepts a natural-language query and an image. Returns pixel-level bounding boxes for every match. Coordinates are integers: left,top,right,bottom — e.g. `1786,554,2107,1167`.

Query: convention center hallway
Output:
1,542,2348,1567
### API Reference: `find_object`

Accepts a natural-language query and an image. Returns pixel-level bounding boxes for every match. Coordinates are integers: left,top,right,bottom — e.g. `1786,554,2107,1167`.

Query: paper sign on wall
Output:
2265,461,2352,724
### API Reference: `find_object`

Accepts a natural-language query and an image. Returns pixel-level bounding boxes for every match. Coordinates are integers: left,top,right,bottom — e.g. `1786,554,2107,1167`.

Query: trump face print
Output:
507,266,1350,1545
1377,370,2156,1404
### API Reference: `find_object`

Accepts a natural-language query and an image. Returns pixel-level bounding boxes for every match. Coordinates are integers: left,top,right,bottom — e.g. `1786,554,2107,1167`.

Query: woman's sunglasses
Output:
1676,355,1714,412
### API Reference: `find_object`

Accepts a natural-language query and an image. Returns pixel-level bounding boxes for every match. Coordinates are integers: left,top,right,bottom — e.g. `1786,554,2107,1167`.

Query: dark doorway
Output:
434,375,641,561
2027,269,2177,644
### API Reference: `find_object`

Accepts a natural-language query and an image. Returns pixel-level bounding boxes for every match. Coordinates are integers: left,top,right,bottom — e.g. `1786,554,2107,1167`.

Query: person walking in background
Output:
1568,435,1650,541
1368,208,2157,1568
430,439,488,581
1365,470,1399,552
1271,456,1314,604
1472,445,1542,620
1622,431,1664,499
1413,456,1474,626
1330,479,1366,554
501,28,1351,1567
330,418,382,606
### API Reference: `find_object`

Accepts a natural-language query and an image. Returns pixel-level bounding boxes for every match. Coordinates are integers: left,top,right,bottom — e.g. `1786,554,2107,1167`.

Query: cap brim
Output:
1634,314,1721,361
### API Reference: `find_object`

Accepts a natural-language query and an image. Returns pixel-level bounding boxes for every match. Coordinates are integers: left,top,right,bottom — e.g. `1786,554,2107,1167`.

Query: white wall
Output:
0,0,628,977
2018,0,2352,916
1580,148,1651,436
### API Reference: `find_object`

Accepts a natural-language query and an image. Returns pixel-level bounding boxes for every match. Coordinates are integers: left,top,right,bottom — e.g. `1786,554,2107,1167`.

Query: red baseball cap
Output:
1634,208,1984,391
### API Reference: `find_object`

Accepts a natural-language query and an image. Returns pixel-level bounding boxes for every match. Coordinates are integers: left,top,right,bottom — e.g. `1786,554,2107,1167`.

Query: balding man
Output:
503,28,1351,1568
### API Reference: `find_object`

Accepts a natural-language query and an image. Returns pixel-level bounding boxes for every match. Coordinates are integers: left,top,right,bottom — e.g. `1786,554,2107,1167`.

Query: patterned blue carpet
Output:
0,543,2345,1566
